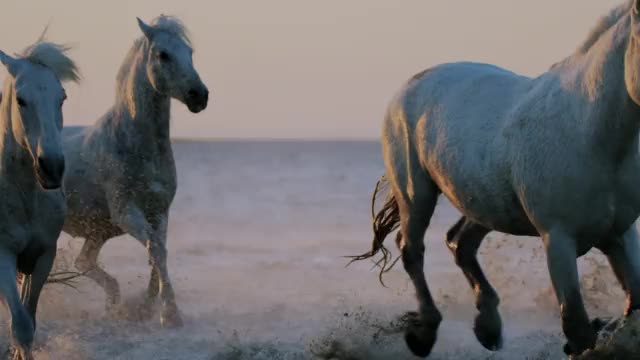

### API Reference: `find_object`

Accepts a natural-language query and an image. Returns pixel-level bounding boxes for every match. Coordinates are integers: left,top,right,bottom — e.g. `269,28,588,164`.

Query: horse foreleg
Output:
545,230,595,356
445,216,502,351
600,226,640,315
112,203,182,327
146,214,182,328
0,248,34,360
21,249,56,331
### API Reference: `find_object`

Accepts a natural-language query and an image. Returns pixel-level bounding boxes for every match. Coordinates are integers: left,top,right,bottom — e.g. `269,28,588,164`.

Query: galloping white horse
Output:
61,15,208,327
354,1,640,357
0,39,78,360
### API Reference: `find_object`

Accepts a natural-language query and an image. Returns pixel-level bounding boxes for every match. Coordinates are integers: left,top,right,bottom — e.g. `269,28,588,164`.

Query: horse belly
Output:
63,180,120,238
430,166,537,236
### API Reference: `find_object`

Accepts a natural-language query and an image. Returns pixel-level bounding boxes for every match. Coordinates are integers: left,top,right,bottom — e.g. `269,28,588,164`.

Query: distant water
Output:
0,140,626,359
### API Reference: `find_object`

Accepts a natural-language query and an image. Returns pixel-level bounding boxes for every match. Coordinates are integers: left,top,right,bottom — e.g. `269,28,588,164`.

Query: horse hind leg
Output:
599,226,640,315
74,236,120,314
446,216,503,350
394,177,442,358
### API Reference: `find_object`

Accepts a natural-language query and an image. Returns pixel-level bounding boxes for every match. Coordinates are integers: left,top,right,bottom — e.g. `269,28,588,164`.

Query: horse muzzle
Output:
185,86,209,113
35,154,65,190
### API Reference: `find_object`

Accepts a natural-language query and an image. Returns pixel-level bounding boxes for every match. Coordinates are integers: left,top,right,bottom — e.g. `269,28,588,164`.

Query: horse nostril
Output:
37,155,65,178
188,89,199,99
37,156,47,171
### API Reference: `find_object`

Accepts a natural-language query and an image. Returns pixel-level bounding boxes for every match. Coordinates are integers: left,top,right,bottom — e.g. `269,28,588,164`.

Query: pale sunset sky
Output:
0,1,623,139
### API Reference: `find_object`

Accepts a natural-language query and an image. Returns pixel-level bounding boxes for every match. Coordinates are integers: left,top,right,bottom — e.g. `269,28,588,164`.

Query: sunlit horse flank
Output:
61,15,208,327
0,40,78,359
354,0,640,357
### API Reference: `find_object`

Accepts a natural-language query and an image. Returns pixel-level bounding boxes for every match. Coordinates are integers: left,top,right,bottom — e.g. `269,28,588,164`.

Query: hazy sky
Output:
0,1,623,139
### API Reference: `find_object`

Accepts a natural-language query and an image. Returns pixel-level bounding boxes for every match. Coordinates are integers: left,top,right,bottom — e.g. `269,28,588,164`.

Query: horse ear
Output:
136,17,155,40
0,50,21,77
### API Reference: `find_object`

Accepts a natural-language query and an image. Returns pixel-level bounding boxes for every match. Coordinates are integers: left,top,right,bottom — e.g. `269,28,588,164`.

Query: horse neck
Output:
112,49,172,146
560,21,640,159
0,89,37,190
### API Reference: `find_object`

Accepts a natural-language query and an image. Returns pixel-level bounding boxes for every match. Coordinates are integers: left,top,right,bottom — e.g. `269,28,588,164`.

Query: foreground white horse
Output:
62,15,208,327
0,40,78,359
354,0,640,357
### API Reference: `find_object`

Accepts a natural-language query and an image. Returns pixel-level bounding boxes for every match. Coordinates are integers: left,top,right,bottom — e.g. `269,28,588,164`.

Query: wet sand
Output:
0,141,627,359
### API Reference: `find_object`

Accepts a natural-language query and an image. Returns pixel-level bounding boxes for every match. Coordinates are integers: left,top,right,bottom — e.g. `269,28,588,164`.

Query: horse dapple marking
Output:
0,38,78,360
354,1,640,357
61,15,208,328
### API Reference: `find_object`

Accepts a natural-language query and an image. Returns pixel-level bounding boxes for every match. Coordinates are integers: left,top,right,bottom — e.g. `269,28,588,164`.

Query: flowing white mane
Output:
19,41,80,82
148,15,192,47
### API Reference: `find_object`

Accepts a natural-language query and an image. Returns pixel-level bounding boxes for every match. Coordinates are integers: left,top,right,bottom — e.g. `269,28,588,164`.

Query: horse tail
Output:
347,174,401,286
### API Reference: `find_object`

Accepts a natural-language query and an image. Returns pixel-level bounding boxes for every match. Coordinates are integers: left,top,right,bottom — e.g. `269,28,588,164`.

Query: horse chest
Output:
0,194,63,254
127,165,177,212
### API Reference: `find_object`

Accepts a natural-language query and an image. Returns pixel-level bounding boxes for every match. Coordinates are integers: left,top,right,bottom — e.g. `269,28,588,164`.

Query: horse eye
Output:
158,51,170,62
16,97,26,108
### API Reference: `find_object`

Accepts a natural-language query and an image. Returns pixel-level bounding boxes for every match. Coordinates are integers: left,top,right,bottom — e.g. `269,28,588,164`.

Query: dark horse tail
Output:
347,174,402,286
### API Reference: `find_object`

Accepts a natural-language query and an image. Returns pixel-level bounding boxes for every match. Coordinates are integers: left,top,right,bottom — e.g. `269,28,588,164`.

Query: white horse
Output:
61,15,208,327
353,0,640,357
0,40,78,359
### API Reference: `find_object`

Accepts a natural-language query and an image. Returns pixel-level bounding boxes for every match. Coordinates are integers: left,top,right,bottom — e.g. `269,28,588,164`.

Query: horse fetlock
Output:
11,307,34,348
562,323,597,356
105,294,120,312
104,275,121,302
473,307,503,351
475,287,500,310
160,303,183,328
11,347,33,360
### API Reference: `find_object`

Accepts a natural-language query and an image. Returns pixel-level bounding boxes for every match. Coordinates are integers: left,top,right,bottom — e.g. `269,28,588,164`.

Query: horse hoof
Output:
11,348,33,360
403,312,439,358
160,309,183,328
473,308,503,351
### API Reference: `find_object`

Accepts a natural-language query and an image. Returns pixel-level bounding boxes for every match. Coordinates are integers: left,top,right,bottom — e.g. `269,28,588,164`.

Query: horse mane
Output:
148,15,192,47
18,27,80,83
577,0,632,54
